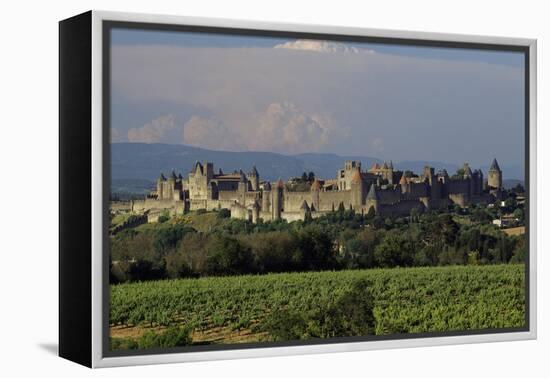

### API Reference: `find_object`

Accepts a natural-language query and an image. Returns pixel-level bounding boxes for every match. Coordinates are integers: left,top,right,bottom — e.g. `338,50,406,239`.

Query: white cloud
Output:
252,102,333,154
273,39,374,54
127,114,182,143
183,116,245,151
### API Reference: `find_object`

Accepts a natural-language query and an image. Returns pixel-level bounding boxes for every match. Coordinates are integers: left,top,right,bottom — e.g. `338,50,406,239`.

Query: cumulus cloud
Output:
183,116,245,151
110,128,126,142
127,114,182,143
273,39,374,54
252,102,333,154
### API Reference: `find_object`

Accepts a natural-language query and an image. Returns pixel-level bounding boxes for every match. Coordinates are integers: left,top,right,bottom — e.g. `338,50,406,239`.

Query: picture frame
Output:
59,10,537,368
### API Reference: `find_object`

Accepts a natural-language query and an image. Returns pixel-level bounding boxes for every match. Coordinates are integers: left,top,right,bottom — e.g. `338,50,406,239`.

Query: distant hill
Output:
111,143,524,189
503,179,525,190
111,143,382,182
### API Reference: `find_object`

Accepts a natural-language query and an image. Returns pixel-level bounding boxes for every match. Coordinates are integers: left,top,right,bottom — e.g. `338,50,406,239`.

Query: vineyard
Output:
110,264,525,350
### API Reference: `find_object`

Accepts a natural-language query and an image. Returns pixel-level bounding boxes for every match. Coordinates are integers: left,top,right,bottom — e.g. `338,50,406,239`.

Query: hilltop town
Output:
111,158,510,224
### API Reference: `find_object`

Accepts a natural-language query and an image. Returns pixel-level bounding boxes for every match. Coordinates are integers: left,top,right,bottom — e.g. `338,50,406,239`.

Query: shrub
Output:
217,208,231,219
158,210,170,223
137,326,192,349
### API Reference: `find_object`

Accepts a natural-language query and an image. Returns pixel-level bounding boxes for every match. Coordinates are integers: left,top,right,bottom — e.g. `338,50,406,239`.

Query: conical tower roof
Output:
276,178,285,189
463,163,473,178
192,161,203,174
239,171,247,183
489,158,501,171
249,165,259,176
158,172,166,181
366,184,379,201
399,174,408,186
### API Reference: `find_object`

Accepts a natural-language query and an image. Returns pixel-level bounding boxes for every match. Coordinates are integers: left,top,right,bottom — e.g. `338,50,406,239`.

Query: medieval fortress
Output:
112,158,504,224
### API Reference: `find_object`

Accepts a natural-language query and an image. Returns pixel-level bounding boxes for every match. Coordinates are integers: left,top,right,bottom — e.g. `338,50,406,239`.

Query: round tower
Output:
366,183,380,214
261,181,271,213
310,179,321,212
488,158,502,190
156,173,166,199
251,201,260,224
247,166,259,191
350,169,363,209
272,179,284,220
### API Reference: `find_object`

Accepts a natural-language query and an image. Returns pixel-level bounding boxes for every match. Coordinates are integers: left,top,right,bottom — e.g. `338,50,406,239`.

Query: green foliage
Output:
217,208,231,219
110,264,525,350
110,208,524,282
137,326,192,349
206,235,254,275
158,210,170,223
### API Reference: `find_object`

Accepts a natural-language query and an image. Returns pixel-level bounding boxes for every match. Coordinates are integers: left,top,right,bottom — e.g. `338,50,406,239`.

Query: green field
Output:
110,264,525,350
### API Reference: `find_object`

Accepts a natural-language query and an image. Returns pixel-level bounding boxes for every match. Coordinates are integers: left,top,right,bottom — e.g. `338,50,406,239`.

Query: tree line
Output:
110,206,525,283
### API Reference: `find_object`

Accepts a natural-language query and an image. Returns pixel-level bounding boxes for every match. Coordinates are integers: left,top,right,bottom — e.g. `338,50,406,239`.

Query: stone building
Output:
115,158,503,223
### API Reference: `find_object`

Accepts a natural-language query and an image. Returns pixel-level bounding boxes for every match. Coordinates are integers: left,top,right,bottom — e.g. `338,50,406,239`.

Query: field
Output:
503,226,526,236
110,264,525,350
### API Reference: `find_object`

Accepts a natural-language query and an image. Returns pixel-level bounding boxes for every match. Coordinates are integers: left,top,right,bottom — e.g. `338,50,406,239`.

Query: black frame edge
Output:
59,10,93,368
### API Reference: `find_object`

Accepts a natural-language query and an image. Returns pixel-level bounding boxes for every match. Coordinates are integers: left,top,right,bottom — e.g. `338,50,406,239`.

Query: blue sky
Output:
110,28,526,178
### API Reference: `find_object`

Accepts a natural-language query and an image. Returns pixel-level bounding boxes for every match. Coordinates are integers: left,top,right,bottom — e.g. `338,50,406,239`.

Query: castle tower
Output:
475,169,483,195
310,179,321,211
423,166,435,185
350,169,364,209
366,183,380,214
462,163,474,197
272,179,284,220
156,173,166,199
164,170,176,199
262,181,271,213
251,201,260,224
237,170,248,205
247,166,260,191
488,158,502,190
204,162,214,180
399,173,408,194
437,169,449,184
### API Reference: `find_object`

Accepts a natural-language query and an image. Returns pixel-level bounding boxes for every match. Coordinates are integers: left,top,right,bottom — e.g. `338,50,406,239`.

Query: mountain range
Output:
110,143,524,192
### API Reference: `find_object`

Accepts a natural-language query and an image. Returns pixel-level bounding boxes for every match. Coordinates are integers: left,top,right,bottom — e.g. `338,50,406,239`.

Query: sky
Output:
110,27,525,172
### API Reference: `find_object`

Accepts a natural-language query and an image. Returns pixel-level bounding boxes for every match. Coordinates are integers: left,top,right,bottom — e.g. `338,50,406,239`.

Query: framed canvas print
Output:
59,10,537,368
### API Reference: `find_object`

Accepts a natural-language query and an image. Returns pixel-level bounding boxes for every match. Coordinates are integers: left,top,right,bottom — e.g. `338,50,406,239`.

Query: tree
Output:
301,172,308,182
365,206,376,220
513,208,524,223
307,171,315,182
206,236,254,275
